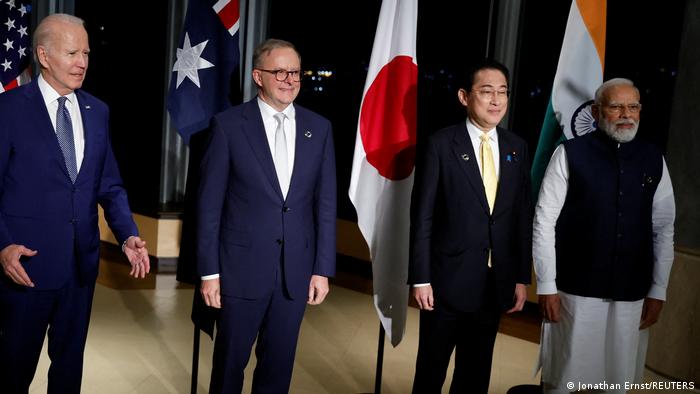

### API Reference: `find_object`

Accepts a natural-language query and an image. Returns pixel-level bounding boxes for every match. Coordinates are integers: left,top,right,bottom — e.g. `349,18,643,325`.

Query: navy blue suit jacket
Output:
0,80,138,289
196,99,336,300
409,123,532,312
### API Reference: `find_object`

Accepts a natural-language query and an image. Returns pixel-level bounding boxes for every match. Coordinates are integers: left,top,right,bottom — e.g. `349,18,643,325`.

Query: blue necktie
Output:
56,96,78,182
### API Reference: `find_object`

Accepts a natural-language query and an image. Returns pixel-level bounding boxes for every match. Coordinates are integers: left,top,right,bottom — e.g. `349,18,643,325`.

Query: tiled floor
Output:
27,254,694,393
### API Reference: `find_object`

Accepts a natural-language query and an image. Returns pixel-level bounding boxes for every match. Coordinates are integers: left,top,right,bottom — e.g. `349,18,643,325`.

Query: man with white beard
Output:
533,78,676,394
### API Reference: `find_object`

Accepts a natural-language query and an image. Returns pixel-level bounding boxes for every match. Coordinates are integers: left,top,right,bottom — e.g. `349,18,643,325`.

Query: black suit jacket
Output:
408,122,532,312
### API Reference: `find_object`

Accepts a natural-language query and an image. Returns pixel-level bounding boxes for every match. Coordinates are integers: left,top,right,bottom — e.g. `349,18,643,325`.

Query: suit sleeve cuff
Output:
201,274,220,280
412,283,430,288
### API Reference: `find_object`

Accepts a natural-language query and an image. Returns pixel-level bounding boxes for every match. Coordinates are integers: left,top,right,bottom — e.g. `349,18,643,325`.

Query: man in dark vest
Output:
533,78,675,394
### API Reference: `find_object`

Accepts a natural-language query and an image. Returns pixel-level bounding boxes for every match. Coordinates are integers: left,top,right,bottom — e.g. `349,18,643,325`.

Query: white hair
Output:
33,13,85,49
594,78,638,104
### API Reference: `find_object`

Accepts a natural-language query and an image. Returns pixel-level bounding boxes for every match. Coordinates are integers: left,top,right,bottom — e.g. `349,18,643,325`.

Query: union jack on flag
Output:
0,0,31,93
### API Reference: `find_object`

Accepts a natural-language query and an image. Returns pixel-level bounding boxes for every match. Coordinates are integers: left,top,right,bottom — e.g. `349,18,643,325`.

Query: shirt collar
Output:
257,97,295,121
38,73,77,107
466,118,498,142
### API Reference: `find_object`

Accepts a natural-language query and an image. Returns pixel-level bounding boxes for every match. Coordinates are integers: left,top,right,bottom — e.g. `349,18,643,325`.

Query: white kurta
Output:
533,144,676,393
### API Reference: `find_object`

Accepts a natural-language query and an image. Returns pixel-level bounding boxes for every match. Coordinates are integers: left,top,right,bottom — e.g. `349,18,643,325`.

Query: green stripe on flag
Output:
531,97,567,198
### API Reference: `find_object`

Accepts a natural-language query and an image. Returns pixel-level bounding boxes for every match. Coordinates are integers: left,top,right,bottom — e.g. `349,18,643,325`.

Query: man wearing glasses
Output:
409,59,533,393
534,78,675,393
197,39,336,393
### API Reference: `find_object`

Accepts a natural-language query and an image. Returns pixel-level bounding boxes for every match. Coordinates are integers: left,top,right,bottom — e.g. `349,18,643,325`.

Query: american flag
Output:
166,0,240,144
0,0,31,93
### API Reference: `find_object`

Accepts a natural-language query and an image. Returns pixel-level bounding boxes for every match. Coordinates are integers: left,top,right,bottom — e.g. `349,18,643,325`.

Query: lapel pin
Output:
506,151,517,162
304,130,312,138
84,105,91,110
461,153,470,161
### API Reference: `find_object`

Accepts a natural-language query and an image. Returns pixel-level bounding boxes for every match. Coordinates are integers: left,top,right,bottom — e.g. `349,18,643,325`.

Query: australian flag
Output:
167,0,240,144
0,1,31,93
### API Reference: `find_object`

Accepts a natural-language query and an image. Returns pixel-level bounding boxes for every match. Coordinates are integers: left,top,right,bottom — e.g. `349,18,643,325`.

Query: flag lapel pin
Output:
304,130,312,138
84,105,91,110
461,153,470,161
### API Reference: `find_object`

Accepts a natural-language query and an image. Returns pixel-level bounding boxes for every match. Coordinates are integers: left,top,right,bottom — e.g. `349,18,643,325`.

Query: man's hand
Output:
308,275,329,305
413,285,434,311
539,294,561,323
640,297,664,330
201,278,222,309
0,244,37,287
123,236,150,278
506,283,527,313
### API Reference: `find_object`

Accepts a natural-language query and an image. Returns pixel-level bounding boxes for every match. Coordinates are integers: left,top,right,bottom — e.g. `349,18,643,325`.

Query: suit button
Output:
490,219,495,225
276,239,283,245
283,207,290,213
70,219,77,224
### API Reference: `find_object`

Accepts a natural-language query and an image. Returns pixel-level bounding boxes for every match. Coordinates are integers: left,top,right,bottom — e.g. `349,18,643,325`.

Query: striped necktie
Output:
56,96,78,183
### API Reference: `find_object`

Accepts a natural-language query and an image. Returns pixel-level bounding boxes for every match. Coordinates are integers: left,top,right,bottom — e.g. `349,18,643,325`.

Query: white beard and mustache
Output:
598,117,640,143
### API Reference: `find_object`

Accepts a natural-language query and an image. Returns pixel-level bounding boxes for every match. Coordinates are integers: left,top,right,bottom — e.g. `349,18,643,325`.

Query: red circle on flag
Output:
360,55,418,180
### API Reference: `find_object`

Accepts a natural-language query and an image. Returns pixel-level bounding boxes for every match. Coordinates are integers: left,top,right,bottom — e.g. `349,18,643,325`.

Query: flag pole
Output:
374,322,386,394
191,323,200,394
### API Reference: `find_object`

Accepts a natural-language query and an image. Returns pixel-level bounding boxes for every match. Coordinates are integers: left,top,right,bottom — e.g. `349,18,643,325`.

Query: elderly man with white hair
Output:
533,78,676,394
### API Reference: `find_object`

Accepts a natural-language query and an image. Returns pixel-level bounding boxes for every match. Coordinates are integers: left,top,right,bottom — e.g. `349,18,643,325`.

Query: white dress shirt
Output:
532,144,676,300
37,74,86,173
413,119,501,288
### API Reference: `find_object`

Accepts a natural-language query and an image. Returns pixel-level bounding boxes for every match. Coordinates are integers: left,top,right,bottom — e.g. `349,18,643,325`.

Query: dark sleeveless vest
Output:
555,131,663,301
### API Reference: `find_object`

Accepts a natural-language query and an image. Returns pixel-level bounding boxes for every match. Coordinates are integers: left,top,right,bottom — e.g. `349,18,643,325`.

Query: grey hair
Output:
33,13,85,50
253,38,300,69
594,78,639,104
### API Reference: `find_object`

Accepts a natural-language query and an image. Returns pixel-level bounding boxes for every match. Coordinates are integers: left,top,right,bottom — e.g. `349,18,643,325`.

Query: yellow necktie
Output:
480,134,497,267
480,134,497,213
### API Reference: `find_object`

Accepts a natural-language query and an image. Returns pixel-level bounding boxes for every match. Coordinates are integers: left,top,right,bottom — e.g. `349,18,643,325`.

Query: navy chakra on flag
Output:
571,99,597,138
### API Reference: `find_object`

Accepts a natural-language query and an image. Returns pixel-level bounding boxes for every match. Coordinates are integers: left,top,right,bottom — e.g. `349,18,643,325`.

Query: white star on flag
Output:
17,25,26,37
5,0,15,10
172,32,214,89
18,4,26,16
2,38,13,51
18,45,25,57
4,17,14,31
1,58,11,71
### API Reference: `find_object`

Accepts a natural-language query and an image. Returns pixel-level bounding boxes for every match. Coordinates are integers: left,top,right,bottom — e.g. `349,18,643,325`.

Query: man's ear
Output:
36,46,49,69
591,103,600,121
457,88,469,107
252,69,263,88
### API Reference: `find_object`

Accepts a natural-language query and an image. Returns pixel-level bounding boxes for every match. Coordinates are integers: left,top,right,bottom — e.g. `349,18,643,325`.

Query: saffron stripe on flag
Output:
531,0,606,197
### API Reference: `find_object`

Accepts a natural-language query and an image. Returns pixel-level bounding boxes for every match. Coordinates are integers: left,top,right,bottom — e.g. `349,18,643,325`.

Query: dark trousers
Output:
0,272,96,394
209,268,307,394
412,272,501,394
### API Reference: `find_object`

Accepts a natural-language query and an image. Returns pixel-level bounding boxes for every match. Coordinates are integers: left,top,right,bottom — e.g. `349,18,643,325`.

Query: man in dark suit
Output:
409,59,532,393
197,39,336,393
0,14,150,393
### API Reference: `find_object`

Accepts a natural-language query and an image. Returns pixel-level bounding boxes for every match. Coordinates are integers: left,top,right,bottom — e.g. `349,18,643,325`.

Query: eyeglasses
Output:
602,103,642,114
472,89,509,100
258,69,301,82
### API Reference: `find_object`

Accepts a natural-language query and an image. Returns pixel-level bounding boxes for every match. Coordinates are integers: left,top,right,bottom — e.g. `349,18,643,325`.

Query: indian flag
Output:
531,0,606,196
